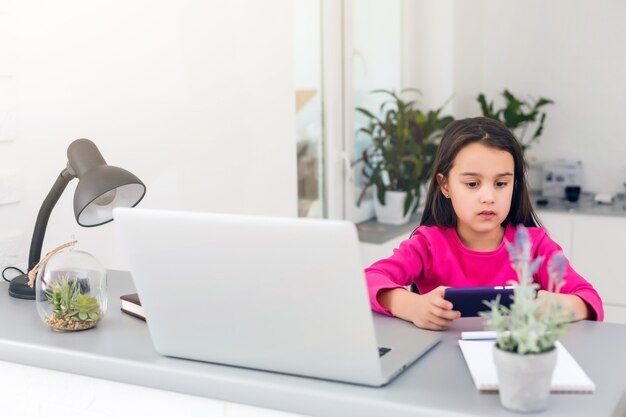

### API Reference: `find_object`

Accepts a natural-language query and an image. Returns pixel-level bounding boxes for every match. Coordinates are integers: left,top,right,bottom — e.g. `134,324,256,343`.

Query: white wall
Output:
405,0,626,194
1,1,296,270
402,0,455,111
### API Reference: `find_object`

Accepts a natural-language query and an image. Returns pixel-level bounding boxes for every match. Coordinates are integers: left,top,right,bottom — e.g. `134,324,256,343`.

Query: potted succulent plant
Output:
355,89,453,225
482,225,572,413
477,89,553,152
44,276,103,331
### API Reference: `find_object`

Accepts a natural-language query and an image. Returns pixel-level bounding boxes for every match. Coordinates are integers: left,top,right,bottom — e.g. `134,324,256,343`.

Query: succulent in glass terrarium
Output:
35,244,107,331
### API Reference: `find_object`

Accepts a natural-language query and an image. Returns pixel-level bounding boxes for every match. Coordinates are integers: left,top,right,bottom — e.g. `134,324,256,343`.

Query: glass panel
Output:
349,0,402,222
294,0,324,218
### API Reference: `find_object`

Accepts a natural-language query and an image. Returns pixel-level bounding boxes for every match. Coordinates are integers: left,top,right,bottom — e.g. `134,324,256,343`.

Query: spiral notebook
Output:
459,340,595,393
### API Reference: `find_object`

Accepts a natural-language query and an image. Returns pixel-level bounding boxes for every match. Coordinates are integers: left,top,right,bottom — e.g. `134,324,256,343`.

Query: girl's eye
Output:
496,181,508,188
466,182,478,188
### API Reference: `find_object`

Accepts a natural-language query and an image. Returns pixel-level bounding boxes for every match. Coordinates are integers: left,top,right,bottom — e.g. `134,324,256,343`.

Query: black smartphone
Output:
444,286,514,317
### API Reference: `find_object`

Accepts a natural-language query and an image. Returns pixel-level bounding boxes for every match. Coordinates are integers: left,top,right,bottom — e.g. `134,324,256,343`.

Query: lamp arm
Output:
27,168,76,270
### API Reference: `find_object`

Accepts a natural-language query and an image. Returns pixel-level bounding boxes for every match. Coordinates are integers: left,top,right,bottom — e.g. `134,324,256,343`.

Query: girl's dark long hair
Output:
419,117,541,228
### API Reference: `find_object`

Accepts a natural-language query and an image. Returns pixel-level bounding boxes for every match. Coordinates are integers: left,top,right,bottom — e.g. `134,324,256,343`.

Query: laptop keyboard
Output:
378,347,391,357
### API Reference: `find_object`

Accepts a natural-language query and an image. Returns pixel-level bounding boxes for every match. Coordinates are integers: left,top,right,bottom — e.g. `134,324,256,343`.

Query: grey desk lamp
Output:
8,138,146,299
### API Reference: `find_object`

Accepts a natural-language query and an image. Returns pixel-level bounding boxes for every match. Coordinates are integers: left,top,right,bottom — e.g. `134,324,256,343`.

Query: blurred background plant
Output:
355,89,454,216
477,89,554,153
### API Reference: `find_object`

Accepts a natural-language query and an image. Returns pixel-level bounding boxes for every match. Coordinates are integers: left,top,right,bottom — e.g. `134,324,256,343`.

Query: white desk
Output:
0,271,625,417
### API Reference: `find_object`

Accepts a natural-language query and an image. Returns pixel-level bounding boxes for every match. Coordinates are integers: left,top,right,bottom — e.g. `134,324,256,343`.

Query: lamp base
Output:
8,273,36,300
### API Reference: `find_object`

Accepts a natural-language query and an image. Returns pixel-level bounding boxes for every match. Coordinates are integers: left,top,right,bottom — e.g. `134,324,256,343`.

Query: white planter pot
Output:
493,346,557,413
373,189,416,225
417,182,427,211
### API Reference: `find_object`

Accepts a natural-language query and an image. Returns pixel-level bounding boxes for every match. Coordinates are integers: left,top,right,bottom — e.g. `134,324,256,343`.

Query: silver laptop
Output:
113,207,441,386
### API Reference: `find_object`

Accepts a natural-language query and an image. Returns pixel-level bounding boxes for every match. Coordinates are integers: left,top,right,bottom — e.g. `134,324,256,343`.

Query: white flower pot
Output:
493,346,557,413
373,189,416,225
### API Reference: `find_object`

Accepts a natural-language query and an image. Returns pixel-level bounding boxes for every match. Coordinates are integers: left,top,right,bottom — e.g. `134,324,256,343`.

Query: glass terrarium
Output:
35,247,107,331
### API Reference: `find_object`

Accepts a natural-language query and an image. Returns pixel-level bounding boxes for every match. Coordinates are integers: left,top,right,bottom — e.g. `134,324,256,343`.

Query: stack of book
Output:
120,293,145,321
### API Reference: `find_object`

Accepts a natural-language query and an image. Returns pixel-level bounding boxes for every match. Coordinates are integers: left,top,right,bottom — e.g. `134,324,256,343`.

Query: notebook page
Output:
458,340,595,393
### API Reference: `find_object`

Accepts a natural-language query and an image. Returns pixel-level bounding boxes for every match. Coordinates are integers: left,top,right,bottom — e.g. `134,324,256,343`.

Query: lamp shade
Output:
74,165,146,226
67,139,146,227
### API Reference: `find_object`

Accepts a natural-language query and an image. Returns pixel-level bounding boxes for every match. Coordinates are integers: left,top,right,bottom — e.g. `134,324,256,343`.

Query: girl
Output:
366,117,603,330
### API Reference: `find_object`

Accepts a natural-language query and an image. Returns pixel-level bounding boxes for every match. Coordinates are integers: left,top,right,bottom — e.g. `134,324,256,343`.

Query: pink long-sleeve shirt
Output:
365,224,604,321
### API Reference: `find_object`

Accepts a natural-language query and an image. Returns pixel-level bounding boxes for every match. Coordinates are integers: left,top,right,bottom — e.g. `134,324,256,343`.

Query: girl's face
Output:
438,142,515,243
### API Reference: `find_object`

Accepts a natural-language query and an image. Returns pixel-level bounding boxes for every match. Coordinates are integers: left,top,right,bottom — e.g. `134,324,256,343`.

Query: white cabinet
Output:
359,235,406,268
568,214,626,308
539,212,573,259
537,211,626,324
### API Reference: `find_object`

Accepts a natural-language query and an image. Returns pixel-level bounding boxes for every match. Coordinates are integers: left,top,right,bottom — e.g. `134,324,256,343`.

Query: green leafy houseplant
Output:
477,89,554,152
44,276,102,331
355,89,454,216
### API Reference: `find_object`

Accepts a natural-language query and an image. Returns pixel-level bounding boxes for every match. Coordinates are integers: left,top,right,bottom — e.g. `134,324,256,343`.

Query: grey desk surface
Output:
357,213,420,244
1,271,625,417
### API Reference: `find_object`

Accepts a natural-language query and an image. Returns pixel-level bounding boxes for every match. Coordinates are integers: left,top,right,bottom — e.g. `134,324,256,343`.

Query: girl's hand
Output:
378,286,460,330
536,290,590,321
409,286,461,330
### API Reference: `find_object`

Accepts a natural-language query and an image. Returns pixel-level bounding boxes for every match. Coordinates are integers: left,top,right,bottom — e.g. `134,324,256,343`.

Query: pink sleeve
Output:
364,232,431,315
534,231,604,321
